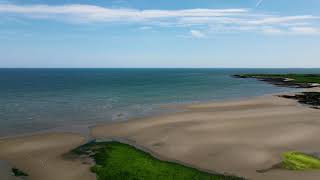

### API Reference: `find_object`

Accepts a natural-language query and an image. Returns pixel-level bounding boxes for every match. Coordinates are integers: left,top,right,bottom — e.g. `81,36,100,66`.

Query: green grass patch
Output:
12,168,28,177
235,74,320,84
72,141,244,180
282,152,320,170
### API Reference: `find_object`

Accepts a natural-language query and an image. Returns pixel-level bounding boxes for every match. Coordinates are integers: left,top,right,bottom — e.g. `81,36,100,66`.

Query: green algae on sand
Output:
71,141,245,180
282,152,320,170
12,168,28,177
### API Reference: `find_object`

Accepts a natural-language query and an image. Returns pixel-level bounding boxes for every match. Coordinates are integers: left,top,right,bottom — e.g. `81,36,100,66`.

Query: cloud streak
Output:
0,4,247,22
0,3,319,35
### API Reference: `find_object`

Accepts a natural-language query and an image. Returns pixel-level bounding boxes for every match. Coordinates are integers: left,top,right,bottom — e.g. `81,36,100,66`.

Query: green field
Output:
235,74,320,84
72,141,244,180
282,152,320,170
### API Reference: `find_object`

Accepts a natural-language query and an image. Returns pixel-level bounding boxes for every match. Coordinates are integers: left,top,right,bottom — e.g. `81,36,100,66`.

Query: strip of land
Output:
233,74,320,88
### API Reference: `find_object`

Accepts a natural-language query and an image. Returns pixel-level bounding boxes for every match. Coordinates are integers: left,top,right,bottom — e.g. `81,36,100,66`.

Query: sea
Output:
1,68,320,137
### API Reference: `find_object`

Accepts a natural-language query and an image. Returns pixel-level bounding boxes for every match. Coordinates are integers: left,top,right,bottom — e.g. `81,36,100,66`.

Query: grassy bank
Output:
71,141,244,180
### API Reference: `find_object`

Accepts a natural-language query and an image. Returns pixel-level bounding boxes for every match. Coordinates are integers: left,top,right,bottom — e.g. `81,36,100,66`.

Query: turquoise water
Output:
1,68,319,137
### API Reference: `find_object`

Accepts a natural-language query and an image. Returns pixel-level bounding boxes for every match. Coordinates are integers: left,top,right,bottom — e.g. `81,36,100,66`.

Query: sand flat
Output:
0,133,95,180
92,95,320,180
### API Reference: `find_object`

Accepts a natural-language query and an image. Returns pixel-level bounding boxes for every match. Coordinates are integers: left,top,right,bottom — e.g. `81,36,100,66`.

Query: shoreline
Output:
1,89,320,179
0,89,297,140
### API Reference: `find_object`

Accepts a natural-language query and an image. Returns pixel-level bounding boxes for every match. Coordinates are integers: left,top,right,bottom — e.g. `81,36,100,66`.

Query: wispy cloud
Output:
261,26,283,34
261,26,320,35
0,3,319,35
290,27,320,34
190,30,206,38
248,15,318,25
0,4,247,22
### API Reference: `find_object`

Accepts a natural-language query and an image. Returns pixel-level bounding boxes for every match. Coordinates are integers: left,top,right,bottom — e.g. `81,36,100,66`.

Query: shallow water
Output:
1,68,319,137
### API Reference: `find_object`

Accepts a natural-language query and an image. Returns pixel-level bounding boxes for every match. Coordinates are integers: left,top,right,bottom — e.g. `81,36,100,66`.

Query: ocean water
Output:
1,68,320,137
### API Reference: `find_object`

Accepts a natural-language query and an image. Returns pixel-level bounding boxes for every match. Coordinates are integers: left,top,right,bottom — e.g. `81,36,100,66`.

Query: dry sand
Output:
92,94,320,180
1,90,320,180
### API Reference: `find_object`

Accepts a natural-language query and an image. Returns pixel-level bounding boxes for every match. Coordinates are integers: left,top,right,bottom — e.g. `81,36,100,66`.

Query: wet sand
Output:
1,90,320,179
0,160,20,180
0,133,95,180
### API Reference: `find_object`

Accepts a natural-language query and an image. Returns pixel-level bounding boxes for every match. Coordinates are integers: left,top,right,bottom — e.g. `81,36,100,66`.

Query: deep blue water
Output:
1,68,320,137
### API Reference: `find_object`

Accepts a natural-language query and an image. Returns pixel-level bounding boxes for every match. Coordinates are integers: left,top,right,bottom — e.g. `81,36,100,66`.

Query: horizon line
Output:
1,67,320,69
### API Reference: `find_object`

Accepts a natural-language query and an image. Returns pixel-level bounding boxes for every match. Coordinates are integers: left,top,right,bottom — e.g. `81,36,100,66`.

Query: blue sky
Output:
0,0,320,68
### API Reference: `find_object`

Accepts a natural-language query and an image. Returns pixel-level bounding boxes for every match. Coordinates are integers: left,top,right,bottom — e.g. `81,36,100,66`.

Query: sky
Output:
0,0,320,68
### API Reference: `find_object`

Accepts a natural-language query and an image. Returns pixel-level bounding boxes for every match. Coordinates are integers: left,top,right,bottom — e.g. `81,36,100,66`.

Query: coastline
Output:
1,88,320,180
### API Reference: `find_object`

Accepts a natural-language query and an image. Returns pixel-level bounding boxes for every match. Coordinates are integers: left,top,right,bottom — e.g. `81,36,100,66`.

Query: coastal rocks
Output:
233,74,320,88
233,74,320,109
279,92,320,109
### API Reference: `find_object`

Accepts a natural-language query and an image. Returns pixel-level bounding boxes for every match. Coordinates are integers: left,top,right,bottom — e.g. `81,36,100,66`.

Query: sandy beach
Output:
92,90,320,180
1,89,320,180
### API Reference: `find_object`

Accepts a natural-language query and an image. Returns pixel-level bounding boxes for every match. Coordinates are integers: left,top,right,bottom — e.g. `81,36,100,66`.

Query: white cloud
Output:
0,3,320,35
0,4,247,22
261,26,320,35
262,26,284,34
248,15,319,25
290,27,320,34
190,30,206,38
